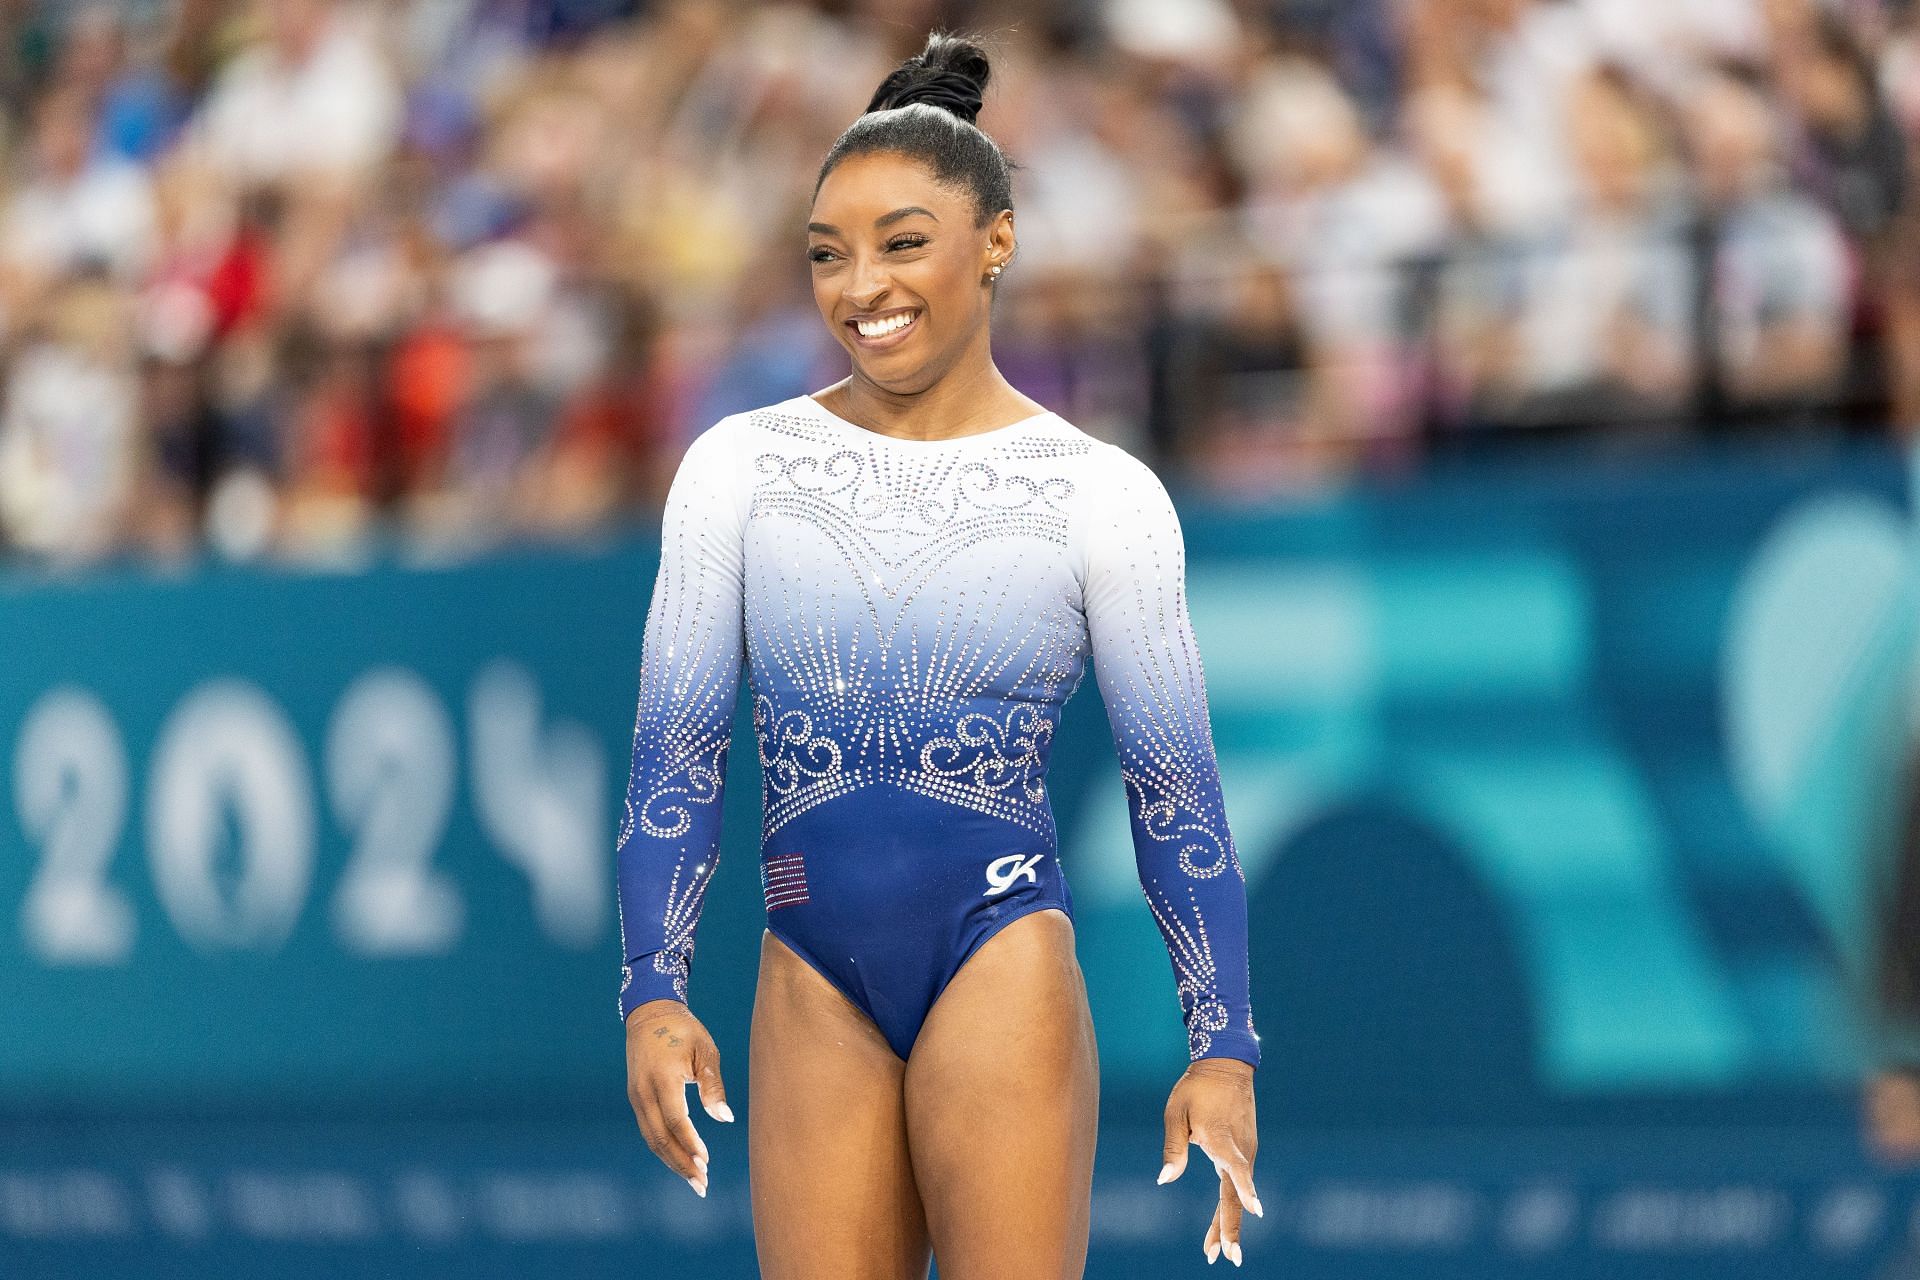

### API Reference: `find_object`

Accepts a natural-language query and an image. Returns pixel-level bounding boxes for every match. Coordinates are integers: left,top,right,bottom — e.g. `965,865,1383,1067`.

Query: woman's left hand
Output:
1159,1057,1260,1265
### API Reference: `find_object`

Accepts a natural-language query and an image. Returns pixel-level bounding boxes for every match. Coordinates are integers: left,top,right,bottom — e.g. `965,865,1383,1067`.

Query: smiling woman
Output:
797,34,1041,442
615,28,1264,1279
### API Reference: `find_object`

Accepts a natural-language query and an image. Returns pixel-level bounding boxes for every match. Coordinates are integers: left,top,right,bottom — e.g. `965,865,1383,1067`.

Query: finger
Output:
1203,1202,1221,1264
1160,1099,1192,1184
643,1079,708,1193
659,1074,712,1172
631,1088,692,1179
693,1041,734,1122
1217,1168,1244,1266
1198,1132,1263,1219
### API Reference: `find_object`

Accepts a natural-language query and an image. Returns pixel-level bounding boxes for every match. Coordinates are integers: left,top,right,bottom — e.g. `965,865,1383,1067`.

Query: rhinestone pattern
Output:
612,395,1260,1067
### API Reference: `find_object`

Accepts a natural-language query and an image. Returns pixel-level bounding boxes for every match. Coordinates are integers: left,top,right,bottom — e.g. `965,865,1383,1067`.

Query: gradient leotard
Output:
614,393,1260,1068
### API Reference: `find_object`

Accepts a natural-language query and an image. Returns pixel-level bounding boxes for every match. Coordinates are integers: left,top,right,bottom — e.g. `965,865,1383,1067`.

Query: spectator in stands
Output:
1489,67,1696,431
1163,253,1330,495
1401,0,1596,236
190,0,400,192
1683,63,1854,427
275,320,381,556
0,279,141,562
1880,6,1920,434
1,86,158,320
1775,9,1911,425
408,237,562,544
1231,55,1446,474
185,0,401,332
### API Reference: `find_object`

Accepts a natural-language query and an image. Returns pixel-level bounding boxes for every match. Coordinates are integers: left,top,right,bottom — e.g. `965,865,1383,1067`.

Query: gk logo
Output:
984,852,1045,896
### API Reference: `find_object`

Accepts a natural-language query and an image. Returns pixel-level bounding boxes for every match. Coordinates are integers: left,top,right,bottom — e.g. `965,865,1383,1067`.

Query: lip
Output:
846,307,921,351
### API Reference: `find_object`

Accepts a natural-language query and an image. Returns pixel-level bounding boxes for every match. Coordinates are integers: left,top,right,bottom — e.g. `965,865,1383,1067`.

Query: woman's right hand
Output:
625,998,734,1195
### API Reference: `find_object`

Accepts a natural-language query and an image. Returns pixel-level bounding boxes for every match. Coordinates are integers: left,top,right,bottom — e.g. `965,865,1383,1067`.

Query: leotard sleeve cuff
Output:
619,947,693,1022
1191,1030,1261,1070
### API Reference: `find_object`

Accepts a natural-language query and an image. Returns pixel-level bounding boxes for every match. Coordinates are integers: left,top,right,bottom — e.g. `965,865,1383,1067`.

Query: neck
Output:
825,334,1033,441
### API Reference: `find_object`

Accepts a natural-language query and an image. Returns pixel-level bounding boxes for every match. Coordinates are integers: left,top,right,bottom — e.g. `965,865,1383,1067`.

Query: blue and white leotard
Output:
614,392,1260,1068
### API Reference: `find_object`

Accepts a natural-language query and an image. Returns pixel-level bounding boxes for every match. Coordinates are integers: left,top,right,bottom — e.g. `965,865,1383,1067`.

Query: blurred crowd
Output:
0,0,1916,568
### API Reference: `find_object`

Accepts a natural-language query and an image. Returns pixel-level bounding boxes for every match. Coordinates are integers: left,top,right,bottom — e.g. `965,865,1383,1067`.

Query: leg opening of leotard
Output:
911,902,1073,1057
762,925,902,1058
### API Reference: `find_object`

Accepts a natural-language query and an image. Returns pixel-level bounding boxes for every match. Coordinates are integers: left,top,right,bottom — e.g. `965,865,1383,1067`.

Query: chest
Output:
740,442,1084,626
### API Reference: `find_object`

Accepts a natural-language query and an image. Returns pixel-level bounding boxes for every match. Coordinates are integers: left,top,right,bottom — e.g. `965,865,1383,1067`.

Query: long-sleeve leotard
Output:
613,396,1260,1067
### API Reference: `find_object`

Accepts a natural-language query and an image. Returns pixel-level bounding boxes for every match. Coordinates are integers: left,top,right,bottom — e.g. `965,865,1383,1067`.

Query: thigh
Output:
902,908,1099,1280
749,928,932,1280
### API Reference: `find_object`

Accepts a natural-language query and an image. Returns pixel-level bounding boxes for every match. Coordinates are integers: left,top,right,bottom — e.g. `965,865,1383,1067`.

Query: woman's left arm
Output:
1078,442,1263,1261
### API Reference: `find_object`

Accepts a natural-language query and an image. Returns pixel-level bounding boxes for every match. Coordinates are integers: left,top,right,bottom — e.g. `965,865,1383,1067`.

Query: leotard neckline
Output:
793,392,1056,446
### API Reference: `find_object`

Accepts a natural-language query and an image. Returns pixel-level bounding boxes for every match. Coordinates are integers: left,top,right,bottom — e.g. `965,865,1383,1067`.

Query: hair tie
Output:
887,68,984,125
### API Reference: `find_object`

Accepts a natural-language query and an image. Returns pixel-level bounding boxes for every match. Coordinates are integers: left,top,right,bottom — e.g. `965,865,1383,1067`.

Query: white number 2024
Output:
11,662,604,965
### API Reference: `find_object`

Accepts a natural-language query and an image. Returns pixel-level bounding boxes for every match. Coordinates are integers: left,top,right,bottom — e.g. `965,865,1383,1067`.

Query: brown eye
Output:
888,235,928,250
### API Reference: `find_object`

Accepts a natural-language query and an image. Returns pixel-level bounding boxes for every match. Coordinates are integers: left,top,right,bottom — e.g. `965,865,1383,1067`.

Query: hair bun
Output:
866,31,991,126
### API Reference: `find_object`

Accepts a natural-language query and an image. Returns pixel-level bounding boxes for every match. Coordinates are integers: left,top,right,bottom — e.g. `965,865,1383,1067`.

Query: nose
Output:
845,251,891,311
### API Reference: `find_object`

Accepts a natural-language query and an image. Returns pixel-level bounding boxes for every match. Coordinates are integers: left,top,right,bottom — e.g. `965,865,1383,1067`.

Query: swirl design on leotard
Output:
621,729,732,844
1124,769,1239,880
752,693,859,839
918,703,1054,804
753,696,846,793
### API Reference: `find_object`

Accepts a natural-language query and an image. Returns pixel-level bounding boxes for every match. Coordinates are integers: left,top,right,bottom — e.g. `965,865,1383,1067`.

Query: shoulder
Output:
665,412,761,515
1018,414,1159,487
1061,431,1183,585
679,407,766,466
1074,433,1177,517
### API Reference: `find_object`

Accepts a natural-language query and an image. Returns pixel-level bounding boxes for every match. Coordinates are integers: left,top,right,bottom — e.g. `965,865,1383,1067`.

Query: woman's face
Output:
807,150,1012,392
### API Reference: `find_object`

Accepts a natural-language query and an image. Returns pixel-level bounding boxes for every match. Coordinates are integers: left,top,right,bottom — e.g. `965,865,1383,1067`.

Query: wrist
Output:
619,950,691,1023
625,997,687,1031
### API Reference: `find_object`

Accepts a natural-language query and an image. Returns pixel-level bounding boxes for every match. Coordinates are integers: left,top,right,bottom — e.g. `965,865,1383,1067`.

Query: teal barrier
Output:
0,434,1913,1120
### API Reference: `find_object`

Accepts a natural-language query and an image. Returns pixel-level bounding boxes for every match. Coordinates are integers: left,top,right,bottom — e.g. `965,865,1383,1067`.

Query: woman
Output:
616,31,1262,1276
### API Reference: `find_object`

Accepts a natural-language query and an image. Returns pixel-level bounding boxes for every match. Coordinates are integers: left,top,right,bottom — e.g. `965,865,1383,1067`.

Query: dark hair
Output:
813,30,1021,232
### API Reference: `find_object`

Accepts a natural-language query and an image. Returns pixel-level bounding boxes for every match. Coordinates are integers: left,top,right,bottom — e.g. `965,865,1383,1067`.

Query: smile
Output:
848,308,920,348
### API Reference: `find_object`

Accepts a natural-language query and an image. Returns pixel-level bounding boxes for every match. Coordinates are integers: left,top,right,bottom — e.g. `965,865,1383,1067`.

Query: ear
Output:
984,209,1017,276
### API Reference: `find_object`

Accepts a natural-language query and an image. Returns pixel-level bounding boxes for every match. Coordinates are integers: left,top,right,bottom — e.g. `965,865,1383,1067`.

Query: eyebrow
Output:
807,206,940,235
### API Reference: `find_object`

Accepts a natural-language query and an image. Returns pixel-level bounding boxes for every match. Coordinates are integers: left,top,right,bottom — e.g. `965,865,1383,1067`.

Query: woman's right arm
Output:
614,418,749,1193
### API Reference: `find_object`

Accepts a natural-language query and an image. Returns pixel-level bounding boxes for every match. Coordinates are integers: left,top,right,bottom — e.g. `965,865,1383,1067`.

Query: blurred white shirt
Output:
0,342,138,556
191,9,401,185
1,157,157,282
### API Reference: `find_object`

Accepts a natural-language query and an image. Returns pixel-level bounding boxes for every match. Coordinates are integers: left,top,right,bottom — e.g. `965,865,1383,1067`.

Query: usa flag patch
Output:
762,853,810,911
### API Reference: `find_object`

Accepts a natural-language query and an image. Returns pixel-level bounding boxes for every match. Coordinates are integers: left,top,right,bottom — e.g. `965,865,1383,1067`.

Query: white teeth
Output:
855,311,915,338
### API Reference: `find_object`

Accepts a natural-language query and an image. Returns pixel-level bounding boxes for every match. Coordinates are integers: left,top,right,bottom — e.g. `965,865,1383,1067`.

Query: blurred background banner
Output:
4,432,1908,1111
0,542,646,1106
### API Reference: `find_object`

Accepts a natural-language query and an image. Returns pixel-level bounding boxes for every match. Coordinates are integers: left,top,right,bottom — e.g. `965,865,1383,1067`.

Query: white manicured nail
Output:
1226,1240,1242,1266
1205,1239,1220,1263
687,1176,706,1197
1157,1162,1178,1184
707,1101,735,1122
